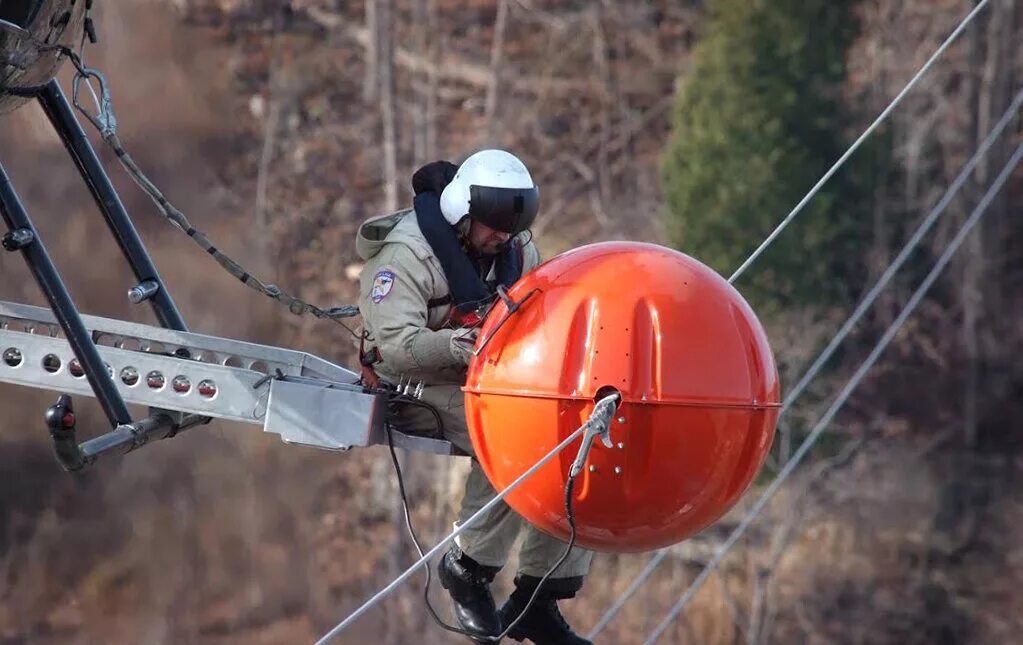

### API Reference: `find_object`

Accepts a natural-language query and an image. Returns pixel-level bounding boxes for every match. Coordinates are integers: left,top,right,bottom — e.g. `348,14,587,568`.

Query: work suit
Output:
355,208,593,582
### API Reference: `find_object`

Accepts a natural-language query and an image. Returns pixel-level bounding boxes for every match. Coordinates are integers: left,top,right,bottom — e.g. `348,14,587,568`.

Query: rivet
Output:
617,442,625,449
614,466,623,475
617,416,626,424
588,464,597,473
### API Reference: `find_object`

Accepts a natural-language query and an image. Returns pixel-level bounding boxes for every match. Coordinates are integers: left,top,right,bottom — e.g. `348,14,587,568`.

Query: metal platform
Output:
0,300,461,456
0,75,460,470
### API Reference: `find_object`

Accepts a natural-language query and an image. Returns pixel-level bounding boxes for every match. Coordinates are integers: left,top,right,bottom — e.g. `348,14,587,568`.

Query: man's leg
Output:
518,526,593,580
399,385,522,639
497,518,594,643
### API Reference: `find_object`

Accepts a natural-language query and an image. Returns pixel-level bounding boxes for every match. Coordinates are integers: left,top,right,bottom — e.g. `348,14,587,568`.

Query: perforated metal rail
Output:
0,300,459,456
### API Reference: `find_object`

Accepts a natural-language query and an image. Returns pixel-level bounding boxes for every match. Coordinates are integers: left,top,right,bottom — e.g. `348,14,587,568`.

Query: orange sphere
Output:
464,242,780,553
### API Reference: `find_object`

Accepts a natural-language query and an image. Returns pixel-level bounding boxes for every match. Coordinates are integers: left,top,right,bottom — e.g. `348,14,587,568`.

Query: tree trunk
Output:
484,0,510,144
363,0,379,103
380,0,399,212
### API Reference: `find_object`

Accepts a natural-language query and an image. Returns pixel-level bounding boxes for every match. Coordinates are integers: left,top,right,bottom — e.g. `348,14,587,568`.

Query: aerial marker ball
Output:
464,242,780,552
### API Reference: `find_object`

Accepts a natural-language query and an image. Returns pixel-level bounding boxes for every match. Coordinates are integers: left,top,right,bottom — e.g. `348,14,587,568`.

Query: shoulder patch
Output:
370,270,396,303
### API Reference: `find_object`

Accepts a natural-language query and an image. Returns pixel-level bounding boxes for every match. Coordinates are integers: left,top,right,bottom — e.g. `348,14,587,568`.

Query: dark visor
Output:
468,184,540,235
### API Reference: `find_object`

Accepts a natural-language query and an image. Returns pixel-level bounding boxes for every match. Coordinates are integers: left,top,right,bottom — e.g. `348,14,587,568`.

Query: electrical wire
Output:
323,0,1003,624
727,0,992,285
315,393,619,645
639,143,1023,645
588,82,1023,639
383,406,582,642
384,397,581,642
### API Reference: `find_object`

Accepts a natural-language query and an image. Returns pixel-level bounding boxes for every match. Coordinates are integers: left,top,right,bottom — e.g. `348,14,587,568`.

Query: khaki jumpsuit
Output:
355,209,592,579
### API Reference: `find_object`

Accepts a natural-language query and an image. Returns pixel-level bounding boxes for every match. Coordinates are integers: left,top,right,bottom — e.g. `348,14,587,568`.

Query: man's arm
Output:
360,244,473,374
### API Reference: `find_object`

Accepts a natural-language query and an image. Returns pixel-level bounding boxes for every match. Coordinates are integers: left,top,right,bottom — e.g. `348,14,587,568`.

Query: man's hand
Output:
450,326,481,365
412,160,459,195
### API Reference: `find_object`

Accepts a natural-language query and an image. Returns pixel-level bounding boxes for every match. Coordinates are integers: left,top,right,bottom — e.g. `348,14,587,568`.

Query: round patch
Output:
371,270,396,303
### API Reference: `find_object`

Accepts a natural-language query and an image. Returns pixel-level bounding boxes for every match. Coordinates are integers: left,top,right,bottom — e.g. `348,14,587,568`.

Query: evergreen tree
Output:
662,0,870,308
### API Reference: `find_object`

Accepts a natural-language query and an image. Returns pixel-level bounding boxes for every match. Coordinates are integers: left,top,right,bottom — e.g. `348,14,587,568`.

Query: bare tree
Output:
483,0,510,144
364,0,379,102
380,0,398,211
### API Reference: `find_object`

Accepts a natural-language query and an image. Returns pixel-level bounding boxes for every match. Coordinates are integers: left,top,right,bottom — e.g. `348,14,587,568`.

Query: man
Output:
355,150,593,645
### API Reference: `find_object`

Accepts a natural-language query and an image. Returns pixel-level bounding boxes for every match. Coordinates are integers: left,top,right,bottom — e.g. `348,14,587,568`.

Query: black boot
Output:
499,575,591,645
438,546,503,642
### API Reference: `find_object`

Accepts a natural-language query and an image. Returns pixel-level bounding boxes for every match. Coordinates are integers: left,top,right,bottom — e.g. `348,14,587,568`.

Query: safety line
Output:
314,393,620,644
641,142,1023,645
727,0,992,284
588,41,1020,645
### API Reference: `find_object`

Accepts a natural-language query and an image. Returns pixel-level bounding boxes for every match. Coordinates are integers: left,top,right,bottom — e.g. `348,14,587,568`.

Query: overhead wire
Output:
320,3,1005,632
588,82,1023,639
290,0,993,639
314,392,620,645
384,415,582,643
726,0,992,285
640,142,1023,645
13,2,1004,642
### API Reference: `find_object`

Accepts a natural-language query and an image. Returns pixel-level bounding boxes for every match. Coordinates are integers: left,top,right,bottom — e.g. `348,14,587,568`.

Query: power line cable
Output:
314,393,620,644
727,0,992,285
318,3,997,639
588,83,1023,638
641,142,1023,645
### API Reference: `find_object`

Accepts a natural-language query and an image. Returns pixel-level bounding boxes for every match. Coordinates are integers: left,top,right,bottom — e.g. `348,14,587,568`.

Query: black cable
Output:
384,423,469,638
495,477,578,641
388,396,446,439
384,420,579,643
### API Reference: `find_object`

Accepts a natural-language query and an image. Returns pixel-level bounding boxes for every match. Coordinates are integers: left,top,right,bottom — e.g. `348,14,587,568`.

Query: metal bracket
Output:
569,393,620,478
473,286,541,357
2,227,33,250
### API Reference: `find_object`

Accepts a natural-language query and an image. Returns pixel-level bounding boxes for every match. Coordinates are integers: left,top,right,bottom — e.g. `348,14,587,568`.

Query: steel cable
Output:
589,82,1023,639
641,142,1023,645
727,0,992,285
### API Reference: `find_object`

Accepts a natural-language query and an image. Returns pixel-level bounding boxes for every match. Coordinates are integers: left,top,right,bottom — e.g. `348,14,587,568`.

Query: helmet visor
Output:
468,185,539,235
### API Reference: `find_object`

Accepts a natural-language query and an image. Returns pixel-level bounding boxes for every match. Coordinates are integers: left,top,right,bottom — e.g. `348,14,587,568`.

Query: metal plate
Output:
265,378,382,450
0,327,268,422
0,300,358,383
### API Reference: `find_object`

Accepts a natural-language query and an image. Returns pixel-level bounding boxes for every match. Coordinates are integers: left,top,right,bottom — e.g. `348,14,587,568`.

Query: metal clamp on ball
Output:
569,392,620,478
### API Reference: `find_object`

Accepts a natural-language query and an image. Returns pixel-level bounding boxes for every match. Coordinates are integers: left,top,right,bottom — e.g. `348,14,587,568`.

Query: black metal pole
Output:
0,160,132,426
37,80,189,332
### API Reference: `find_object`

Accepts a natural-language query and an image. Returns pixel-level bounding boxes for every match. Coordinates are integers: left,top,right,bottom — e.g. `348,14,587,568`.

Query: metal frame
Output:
0,160,132,425
0,77,461,469
0,300,460,458
37,81,189,331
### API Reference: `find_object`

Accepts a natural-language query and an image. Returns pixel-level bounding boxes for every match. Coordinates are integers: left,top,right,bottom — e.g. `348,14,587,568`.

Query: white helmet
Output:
439,149,540,234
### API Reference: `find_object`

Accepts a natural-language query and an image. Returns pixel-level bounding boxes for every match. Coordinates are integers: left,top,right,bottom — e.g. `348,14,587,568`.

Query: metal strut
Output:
0,300,460,465
37,80,188,331
0,74,459,469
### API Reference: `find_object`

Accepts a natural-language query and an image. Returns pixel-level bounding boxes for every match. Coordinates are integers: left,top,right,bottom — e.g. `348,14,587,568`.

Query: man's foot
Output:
438,547,502,641
499,576,591,645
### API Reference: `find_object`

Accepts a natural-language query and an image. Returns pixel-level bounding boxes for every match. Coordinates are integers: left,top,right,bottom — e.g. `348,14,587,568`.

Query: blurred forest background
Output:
1,0,1021,643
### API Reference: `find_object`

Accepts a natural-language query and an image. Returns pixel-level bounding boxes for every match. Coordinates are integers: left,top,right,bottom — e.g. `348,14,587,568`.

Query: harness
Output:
359,197,527,385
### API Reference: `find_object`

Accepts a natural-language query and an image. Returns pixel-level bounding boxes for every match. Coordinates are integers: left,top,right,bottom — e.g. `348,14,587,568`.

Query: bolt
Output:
128,279,160,304
2,228,34,251
617,416,626,424
617,442,625,449
588,464,597,473
614,466,623,475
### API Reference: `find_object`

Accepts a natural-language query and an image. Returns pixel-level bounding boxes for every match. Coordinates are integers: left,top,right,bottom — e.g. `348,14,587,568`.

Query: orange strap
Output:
359,334,383,389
